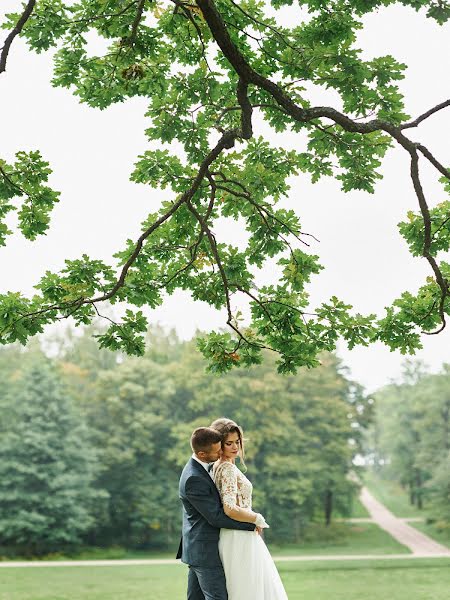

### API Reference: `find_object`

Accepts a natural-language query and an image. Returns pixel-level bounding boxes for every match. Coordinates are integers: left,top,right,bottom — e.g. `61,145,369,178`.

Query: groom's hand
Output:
256,526,263,535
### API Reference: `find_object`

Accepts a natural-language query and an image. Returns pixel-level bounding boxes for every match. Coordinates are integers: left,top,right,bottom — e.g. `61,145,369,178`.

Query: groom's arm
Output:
185,476,255,531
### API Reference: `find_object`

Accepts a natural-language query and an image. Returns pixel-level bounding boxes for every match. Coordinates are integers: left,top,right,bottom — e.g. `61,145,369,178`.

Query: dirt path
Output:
359,486,450,556
0,554,449,568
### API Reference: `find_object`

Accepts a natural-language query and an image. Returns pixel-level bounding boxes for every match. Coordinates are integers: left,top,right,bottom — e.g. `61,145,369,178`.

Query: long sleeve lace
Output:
214,461,253,510
215,461,238,509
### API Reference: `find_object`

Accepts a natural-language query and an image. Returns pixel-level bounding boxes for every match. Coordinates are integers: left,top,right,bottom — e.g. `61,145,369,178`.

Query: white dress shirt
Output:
192,453,215,480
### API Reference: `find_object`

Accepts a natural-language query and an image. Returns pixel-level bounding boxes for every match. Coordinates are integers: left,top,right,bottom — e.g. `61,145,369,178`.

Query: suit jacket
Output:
176,457,255,567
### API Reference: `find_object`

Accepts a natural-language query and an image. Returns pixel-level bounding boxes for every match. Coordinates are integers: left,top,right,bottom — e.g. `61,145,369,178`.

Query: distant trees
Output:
367,361,450,530
0,327,373,554
66,329,371,547
3,328,449,555
0,359,105,556
83,357,181,548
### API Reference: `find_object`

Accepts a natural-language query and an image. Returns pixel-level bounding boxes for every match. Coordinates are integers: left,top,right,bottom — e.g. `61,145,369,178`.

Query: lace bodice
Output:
213,460,253,510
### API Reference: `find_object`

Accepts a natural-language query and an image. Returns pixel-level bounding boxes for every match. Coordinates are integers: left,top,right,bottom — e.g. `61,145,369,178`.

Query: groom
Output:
177,426,256,599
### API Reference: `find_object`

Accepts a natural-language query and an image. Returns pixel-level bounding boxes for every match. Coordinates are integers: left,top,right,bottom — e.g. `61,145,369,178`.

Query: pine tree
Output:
0,361,106,556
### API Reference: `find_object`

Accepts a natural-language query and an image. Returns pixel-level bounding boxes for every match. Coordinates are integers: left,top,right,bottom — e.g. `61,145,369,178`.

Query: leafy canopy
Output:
1,0,450,372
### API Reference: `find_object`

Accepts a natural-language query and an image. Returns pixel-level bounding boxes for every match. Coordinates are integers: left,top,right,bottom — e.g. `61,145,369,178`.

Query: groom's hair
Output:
191,427,222,453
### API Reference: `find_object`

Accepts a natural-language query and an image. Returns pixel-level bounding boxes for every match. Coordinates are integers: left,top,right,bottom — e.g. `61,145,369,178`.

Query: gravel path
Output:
343,517,425,523
359,487,450,556
1,554,450,568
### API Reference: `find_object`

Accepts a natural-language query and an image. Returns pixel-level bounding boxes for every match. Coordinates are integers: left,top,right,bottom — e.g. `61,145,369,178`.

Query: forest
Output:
0,325,448,557
0,325,369,555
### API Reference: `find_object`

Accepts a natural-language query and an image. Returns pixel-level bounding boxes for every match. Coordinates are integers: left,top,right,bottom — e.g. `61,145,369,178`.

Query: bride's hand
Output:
254,513,270,529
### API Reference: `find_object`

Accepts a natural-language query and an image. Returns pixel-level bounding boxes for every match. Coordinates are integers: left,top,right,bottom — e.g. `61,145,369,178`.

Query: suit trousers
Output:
187,564,228,600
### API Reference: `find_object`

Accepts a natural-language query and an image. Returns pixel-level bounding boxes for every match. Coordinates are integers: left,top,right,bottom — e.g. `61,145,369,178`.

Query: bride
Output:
210,418,288,600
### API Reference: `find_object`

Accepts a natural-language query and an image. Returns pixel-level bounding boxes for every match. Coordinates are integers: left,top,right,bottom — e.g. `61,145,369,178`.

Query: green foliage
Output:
426,452,450,528
306,128,392,192
1,0,449,372
36,255,116,305
18,326,372,550
80,357,179,548
367,360,450,527
95,309,148,356
0,292,51,345
399,201,450,257
131,150,188,191
3,0,69,52
0,151,60,245
0,359,105,556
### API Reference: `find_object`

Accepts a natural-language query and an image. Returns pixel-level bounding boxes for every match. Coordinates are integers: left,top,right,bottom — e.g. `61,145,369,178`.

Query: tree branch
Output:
3,0,450,357
0,119,249,339
213,175,318,244
124,0,148,46
401,99,450,130
195,0,450,334
159,176,218,288
0,0,36,74
185,197,275,353
409,150,449,334
416,143,450,180
89,131,239,305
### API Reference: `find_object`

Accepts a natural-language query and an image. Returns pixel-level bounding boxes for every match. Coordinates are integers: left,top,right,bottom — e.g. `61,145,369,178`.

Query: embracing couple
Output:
176,417,288,600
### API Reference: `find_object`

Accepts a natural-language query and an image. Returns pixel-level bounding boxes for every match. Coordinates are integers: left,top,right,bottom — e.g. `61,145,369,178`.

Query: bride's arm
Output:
223,503,258,523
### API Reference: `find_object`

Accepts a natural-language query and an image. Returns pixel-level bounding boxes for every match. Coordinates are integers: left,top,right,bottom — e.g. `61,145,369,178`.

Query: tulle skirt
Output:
219,529,288,599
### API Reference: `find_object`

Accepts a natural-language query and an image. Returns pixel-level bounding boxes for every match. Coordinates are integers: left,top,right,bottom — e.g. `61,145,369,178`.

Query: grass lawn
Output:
349,496,371,518
0,522,407,563
0,558,449,600
268,523,409,556
333,496,370,519
0,546,177,562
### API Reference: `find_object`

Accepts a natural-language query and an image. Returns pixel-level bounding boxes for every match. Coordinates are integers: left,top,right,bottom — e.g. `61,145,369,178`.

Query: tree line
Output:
0,326,371,556
366,361,450,531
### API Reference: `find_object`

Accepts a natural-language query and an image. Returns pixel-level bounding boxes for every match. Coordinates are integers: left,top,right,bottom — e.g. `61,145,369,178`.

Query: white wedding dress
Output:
213,461,288,600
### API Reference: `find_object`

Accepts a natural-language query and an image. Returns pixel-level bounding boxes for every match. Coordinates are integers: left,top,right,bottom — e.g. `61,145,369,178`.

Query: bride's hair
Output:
210,417,247,470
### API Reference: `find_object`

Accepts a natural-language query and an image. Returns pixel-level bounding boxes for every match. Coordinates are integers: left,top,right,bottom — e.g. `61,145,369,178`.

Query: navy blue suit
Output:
177,457,255,599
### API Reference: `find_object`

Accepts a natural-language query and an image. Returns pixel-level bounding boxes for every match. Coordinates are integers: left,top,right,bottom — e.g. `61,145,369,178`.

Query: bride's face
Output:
222,431,241,462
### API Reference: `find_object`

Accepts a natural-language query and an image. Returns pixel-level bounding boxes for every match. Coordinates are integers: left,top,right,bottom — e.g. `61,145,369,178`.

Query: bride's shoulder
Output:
214,460,235,475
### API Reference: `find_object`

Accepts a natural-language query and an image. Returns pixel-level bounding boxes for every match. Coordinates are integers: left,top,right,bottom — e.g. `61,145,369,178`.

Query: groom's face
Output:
198,441,222,463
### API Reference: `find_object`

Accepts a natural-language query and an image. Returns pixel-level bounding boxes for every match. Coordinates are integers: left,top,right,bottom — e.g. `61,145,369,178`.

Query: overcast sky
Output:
1,1,449,391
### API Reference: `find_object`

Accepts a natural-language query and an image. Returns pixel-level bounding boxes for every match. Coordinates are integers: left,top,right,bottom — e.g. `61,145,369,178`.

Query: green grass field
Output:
1,558,449,600
348,496,371,518
0,521,408,563
268,523,409,555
